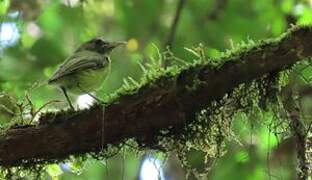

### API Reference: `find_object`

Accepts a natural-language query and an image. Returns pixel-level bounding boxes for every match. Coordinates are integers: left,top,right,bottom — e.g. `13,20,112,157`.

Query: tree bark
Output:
0,26,311,167
281,84,311,180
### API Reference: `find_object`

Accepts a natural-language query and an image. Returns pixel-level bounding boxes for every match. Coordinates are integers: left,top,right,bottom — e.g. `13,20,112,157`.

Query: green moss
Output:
184,73,207,92
1,25,311,178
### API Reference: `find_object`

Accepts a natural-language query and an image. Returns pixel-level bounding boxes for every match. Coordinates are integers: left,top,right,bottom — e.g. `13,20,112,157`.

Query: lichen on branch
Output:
0,25,311,168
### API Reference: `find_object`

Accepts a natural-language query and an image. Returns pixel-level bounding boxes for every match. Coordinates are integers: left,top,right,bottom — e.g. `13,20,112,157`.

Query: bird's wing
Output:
48,51,108,83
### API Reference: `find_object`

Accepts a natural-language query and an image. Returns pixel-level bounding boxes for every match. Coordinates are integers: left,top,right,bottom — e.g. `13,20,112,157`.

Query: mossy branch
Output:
0,26,312,167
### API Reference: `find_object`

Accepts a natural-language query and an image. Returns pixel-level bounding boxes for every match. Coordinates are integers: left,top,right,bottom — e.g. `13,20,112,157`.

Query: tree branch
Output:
281,85,309,180
0,26,312,167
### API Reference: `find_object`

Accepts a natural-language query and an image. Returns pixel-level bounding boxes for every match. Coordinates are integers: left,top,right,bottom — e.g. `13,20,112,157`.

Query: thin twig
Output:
165,0,187,48
207,0,227,20
29,100,63,124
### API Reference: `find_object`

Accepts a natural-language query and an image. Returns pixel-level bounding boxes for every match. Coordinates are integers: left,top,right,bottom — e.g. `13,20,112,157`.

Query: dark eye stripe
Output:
95,39,103,45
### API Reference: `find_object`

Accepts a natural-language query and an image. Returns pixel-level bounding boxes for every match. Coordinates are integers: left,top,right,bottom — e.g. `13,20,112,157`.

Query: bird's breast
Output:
75,63,111,93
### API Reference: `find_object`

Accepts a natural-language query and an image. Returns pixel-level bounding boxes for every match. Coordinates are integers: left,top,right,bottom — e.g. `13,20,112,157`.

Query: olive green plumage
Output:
48,50,111,94
48,38,125,109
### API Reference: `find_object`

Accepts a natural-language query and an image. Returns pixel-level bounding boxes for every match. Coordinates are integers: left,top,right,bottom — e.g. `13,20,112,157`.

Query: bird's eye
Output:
94,39,103,45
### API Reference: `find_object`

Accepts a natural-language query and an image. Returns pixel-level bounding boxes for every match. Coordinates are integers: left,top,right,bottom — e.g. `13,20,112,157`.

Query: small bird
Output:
48,38,125,109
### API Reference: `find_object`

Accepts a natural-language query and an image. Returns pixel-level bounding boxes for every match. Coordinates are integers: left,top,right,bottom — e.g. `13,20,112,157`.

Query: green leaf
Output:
0,0,10,15
46,164,63,177
281,0,294,13
235,150,249,163
207,48,221,58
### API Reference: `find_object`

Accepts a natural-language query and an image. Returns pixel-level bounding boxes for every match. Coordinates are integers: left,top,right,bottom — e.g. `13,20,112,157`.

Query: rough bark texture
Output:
0,26,312,167
281,85,309,180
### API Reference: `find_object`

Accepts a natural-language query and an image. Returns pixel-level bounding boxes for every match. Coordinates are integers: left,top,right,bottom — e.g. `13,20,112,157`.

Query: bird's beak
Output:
109,41,127,49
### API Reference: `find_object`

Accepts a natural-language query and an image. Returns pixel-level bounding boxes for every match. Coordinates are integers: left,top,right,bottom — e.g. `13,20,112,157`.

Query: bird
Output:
48,38,125,109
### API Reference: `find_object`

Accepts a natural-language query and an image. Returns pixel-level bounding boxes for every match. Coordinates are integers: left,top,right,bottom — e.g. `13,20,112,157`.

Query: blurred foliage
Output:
0,0,311,179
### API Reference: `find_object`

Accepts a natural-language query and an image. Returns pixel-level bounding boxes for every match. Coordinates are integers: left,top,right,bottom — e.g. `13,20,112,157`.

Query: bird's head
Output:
76,38,126,54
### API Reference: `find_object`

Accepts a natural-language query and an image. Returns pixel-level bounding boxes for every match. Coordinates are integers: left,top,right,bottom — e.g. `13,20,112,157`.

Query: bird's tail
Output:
31,80,49,90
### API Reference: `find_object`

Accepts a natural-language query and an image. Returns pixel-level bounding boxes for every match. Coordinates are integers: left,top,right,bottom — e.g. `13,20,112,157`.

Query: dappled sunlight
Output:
0,22,19,47
77,94,95,109
140,156,164,180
